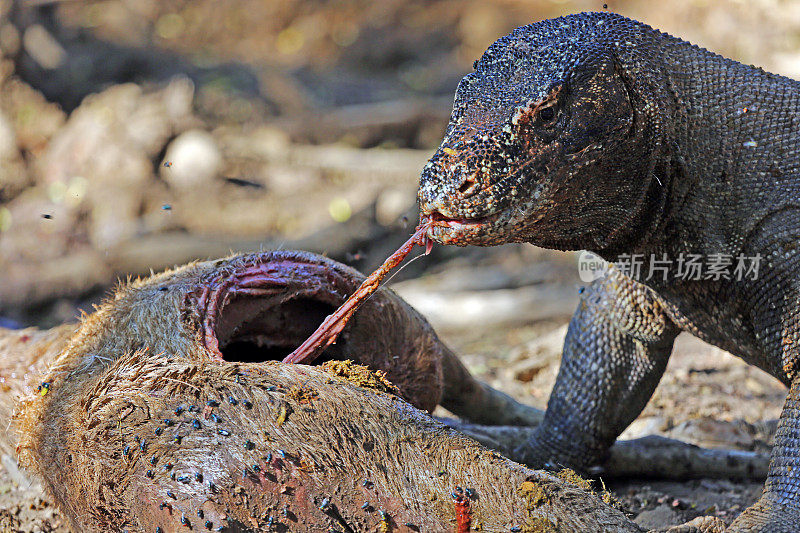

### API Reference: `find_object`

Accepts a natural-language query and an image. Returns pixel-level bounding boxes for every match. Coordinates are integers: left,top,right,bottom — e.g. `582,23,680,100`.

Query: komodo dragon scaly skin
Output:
418,11,800,532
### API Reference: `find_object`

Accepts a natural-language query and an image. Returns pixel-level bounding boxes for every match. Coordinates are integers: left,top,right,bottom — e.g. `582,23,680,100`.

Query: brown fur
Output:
0,324,76,456
4,251,637,532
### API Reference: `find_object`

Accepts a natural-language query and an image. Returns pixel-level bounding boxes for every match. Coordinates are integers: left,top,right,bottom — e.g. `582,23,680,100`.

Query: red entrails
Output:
282,219,433,365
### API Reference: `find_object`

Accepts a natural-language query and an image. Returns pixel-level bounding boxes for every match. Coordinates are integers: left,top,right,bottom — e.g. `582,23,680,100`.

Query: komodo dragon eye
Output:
539,106,556,122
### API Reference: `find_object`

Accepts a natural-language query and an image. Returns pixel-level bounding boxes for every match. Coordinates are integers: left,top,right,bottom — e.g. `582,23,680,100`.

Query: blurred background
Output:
0,1,798,530
4,0,800,329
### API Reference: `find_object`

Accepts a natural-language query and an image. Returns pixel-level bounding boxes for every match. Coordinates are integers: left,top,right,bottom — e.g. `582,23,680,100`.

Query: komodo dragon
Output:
418,11,800,532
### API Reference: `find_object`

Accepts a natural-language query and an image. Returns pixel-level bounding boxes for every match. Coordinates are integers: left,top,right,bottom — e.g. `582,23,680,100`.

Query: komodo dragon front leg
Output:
516,266,679,471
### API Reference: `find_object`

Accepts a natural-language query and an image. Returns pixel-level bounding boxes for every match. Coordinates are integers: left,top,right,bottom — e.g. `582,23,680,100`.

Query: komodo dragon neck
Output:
617,30,800,260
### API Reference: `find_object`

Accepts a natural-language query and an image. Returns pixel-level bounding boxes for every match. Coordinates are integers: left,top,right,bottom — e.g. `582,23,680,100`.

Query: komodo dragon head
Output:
418,12,673,253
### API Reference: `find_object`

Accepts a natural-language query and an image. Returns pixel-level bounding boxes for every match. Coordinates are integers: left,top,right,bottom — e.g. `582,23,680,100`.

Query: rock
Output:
663,516,727,532
0,78,66,155
634,504,682,529
0,23,20,57
619,416,670,440
0,187,80,262
22,25,66,70
160,128,223,190
159,76,195,124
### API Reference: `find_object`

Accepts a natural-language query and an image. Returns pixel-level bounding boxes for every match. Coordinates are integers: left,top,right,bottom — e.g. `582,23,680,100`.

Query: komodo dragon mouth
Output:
425,210,501,230
423,208,511,245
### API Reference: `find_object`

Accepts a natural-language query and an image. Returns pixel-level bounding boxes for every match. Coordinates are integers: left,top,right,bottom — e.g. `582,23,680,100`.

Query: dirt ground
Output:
0,0,796,531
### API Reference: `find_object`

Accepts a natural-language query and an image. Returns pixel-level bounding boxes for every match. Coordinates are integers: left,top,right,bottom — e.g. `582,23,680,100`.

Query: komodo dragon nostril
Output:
457,175,478,195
